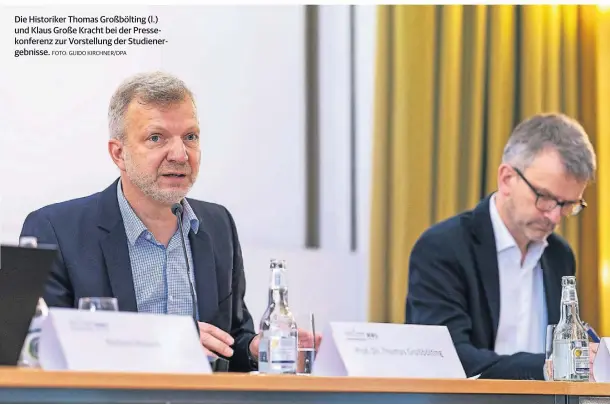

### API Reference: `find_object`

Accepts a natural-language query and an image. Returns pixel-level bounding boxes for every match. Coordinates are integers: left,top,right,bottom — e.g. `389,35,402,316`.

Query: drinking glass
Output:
295,312,316,375
78,297,119,311
544,324,556,381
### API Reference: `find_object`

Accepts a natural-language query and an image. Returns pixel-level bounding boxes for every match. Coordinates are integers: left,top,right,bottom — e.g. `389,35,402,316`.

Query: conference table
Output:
0,367,609,403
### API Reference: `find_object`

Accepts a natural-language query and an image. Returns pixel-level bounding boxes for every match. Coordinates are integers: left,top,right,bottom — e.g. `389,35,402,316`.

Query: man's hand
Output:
248,328,323,361
198,322,234,358
249,334,261,359
589,342,599,382
297,328,323,351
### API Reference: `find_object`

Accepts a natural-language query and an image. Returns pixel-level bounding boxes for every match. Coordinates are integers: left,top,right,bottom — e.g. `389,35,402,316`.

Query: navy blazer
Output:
20,178,257,372
405,195,575,380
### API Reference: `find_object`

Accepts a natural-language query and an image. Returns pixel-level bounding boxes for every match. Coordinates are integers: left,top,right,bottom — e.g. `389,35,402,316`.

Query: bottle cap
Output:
19,236,38,248
562,276,577,286
269,259,287,269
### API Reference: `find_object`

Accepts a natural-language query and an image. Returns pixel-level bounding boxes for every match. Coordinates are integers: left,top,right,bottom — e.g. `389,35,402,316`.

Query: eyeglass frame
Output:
511,166,587,216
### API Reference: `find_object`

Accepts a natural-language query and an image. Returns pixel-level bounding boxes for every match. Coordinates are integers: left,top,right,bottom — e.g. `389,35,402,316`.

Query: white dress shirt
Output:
489,194,548,355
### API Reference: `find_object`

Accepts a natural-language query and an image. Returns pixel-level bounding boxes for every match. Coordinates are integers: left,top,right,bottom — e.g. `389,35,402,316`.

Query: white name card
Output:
312,322,466,379
39,308,212,374
593,337,610,382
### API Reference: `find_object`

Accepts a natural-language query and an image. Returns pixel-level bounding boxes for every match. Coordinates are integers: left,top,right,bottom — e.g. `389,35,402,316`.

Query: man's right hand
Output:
198,322,234,358
589,342,599,382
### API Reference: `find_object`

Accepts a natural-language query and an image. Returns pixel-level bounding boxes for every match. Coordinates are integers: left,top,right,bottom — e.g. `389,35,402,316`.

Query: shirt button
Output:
169,295,174,301
145,234,151,240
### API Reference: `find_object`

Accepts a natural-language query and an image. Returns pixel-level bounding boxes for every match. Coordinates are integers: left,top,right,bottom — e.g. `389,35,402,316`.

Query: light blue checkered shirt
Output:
117,181,199,317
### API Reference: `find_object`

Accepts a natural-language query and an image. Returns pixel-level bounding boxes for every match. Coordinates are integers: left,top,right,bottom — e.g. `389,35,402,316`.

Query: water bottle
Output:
552,276,590,381
18,297,49,368
258,259,298,374
17,236,48,368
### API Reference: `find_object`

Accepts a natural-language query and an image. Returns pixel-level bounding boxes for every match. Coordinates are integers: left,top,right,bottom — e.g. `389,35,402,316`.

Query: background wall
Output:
0,5,376,331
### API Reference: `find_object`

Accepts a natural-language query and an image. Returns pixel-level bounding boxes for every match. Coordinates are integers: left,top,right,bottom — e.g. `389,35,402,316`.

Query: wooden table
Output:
0,367,609,403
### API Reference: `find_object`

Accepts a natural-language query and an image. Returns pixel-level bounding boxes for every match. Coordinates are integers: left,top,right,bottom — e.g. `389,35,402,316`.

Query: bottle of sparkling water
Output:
552,276,590,381
18,297,49,368
17,236,48,369
258,259,297,374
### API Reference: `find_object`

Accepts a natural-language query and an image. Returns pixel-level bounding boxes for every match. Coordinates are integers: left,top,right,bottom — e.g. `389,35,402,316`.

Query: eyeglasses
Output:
512,167,587,216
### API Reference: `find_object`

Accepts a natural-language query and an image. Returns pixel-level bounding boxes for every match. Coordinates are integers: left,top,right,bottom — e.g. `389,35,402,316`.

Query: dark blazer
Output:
405,195,575,380
19,178,257,372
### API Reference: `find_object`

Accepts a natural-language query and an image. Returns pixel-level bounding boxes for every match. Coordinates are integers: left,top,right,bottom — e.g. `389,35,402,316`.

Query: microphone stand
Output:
171,202,200,338
172,202,228,372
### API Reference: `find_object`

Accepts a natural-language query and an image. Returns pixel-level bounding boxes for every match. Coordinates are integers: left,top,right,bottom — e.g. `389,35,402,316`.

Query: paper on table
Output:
593,338,610,382
312,322,466,379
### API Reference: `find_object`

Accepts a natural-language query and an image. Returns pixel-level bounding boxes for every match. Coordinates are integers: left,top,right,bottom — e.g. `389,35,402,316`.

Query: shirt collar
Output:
489,193,548,253
116,180,200,245
182,198,200,234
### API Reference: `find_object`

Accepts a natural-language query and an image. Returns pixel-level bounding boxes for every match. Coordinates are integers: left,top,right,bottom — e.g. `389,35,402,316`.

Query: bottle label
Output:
571,340,590,375
23,330,41,359
19,318,44,368
269,335,297,364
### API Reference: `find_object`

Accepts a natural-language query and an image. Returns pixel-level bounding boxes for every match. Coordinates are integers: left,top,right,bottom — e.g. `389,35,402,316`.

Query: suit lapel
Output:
474,239,501,335
541,254,561,324
100,226,138,312
97,178,138,312
189,228,218,322
470,195,501,338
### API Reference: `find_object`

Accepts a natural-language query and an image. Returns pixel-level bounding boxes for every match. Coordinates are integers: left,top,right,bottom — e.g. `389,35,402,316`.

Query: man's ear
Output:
497,163,516,197
108,138,126,171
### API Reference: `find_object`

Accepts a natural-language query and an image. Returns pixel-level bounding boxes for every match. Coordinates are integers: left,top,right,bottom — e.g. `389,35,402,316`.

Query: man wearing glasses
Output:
405,113,597,380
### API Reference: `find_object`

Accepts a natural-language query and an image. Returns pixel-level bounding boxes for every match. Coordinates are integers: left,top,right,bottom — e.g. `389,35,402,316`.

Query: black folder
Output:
0,244,56,366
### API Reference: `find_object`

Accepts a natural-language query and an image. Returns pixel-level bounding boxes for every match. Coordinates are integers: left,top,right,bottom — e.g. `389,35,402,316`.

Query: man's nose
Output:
545,205,562,224
167,137,188,162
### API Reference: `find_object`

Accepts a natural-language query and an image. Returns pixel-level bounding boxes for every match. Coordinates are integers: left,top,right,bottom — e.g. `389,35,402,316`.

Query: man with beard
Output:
20,72,270,372
405,113,598,380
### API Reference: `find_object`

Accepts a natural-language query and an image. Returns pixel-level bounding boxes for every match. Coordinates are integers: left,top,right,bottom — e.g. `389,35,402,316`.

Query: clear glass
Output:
19,236,38,248
544,324,555,381
78,297,119,311
295,312,316,375
258,259,298,374
552,276,590,381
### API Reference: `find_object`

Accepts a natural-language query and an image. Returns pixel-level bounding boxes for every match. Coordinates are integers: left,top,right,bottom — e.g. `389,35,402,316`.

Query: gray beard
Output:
123,151,194,205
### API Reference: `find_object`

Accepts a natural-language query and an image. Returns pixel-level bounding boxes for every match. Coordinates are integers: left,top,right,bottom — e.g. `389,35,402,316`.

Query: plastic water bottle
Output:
258,259,297,374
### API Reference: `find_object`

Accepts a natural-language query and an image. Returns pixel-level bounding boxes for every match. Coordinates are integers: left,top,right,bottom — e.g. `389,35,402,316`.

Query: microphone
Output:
171,201,200,337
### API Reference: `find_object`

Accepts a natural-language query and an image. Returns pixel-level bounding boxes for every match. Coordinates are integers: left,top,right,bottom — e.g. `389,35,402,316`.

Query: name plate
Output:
312,322,465,379
593,337,610,382
39,308,211,374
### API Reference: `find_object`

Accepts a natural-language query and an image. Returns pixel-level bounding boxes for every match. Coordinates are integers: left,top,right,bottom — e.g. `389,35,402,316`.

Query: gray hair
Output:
108,71,196,141
502,113,597,182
